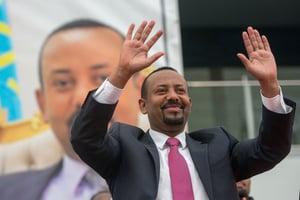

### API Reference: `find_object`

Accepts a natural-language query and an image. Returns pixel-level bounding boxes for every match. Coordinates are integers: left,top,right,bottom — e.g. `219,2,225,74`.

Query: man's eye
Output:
157,89,167,94
93,76,107,85
177,88,186,94
53,79,73,90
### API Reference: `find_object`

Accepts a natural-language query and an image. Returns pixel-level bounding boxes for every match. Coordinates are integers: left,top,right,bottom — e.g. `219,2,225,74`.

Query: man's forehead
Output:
148,70,185,83
146,73,187,92
44,27,123,50
43,64,111,74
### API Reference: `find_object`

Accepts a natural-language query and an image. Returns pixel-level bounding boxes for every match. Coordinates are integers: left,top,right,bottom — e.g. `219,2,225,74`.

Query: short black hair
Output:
140,66,178,99
38,18,124,89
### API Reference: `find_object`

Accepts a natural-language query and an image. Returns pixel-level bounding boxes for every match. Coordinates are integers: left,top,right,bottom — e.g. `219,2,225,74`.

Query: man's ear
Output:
35,89,48,122
138,98,148,114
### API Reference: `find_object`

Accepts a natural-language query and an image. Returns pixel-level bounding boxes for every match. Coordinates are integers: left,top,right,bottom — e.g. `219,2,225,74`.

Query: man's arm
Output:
232,26,296,179
70,20,164,175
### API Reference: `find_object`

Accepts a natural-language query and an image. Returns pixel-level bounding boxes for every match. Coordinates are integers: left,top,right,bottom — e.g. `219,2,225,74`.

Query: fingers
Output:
123,20,164,68
247,27,264,51
255,29,264,49
126,23,135,41
242,31,253,56
133,20,148,40
242,26,271,54
262,35,271,51
237,53,250,70
248,27,259,51
146,29,163,49
140,21,156,42
147,51,165,66
127,20,162,44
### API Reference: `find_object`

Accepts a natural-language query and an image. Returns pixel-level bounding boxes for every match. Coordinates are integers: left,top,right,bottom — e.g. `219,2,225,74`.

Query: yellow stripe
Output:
7,78,20,95
0,22,11,35
0,51,15,68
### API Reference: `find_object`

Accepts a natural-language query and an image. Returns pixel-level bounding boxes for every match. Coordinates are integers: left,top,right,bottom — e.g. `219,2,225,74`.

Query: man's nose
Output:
166,89,179,101
74,83,95,107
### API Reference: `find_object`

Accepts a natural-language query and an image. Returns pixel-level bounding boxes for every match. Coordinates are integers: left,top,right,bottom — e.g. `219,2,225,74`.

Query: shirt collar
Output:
61,155,90,194
149,129,187,150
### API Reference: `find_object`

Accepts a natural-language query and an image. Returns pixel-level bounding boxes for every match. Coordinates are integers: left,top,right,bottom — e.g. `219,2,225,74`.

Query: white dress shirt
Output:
93,78,291,200
41,155,109,200
149,129,209,200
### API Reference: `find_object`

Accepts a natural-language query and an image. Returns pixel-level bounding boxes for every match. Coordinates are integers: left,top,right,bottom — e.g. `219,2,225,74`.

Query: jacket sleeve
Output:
70,89,119,178
231,97,296,180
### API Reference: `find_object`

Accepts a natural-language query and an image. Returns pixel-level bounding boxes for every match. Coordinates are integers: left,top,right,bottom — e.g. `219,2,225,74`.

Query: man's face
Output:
139,70,191,136
236,178,251,197
36,27,141,160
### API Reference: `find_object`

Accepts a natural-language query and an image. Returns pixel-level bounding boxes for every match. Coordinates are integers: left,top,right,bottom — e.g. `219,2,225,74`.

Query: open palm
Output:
118,21,164,76
237,27,277,83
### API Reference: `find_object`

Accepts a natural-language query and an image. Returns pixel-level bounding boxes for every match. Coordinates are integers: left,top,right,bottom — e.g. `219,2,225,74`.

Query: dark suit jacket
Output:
71,91,296,200
0,160,62,200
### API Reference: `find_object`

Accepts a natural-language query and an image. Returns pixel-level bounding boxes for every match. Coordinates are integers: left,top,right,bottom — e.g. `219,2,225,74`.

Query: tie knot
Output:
166,137,180,147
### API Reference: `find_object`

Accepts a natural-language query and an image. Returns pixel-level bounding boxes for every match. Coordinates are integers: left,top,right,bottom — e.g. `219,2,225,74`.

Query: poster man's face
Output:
36,27,141,159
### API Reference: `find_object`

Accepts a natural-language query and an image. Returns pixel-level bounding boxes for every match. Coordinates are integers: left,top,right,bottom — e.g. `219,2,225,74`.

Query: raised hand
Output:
110,20,164,88
237,26,280,97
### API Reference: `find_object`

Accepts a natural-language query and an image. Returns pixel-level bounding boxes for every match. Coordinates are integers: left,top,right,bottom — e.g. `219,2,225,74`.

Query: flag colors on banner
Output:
0,0,22,122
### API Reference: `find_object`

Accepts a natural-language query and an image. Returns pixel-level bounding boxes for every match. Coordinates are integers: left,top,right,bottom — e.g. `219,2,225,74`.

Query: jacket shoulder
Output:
0,160,62,199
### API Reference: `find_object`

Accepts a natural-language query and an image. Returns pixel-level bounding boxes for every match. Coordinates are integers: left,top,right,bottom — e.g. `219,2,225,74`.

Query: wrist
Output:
109,68,132,89
260,80,280,98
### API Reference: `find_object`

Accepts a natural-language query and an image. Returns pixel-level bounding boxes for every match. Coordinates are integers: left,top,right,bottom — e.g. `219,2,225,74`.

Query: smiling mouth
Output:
165,106,182,112
161,103,184,110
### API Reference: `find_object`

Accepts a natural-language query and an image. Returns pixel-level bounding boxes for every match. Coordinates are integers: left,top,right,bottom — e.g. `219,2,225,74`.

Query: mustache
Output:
161,101,184,109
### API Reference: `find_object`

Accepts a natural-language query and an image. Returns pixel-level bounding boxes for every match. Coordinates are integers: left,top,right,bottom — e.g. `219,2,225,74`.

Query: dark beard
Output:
161,101,185,125
162,113,184,125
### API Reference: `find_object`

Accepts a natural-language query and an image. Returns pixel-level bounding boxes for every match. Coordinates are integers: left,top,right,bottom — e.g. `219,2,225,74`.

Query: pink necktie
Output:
166,138,194,200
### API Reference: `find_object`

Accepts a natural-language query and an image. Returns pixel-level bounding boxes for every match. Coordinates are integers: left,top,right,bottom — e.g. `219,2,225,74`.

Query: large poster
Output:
0,0,183,185
7,0,183,119
0,0,183,195
0,0,22,122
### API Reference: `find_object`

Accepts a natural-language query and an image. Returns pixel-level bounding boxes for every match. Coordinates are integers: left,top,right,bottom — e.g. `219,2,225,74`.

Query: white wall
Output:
251,145,300,200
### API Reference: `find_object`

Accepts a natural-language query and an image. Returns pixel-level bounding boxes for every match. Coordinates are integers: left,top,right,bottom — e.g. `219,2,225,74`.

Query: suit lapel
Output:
186,135,214,200
28,160,63,200
140,132,160,187
6,159,63,200
139,131,214,199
